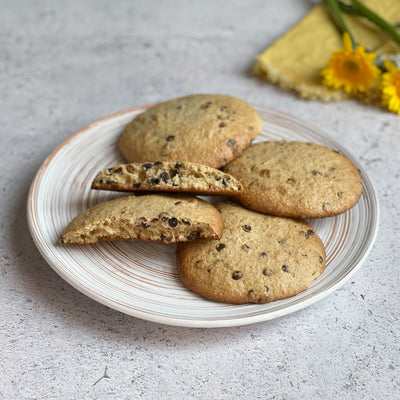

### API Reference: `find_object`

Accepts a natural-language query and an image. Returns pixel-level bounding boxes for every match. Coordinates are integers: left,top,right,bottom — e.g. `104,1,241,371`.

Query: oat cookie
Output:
91,161,243,195
224,140,362,218
177,202,326,304
119,94,263,168
60,194,223,244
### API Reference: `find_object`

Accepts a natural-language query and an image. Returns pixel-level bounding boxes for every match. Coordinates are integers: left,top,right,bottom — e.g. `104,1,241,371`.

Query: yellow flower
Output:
321,32,381,94
381,60,400,114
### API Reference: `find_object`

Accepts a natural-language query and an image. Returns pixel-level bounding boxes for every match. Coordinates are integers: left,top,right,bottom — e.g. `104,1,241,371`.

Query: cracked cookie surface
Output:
176,202,326,304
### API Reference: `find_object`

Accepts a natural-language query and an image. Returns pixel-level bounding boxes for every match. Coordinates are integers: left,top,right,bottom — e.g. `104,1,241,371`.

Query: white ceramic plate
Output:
27,105,378,328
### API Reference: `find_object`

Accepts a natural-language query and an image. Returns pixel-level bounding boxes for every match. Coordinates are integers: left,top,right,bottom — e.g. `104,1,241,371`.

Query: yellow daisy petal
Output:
381,63,400,114
342,32,353,51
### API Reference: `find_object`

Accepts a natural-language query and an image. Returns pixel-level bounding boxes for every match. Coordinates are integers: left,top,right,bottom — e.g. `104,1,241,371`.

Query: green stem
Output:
337,1,359,15
349,0,400,44
325,0,357,48
338,1,400,30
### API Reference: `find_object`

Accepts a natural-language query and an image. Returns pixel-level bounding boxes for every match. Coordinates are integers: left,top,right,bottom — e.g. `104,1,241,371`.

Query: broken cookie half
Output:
60,194,223,244
91,161,243,195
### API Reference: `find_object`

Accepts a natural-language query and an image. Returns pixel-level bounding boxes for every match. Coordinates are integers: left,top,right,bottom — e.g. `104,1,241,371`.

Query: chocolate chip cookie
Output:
224,140,363,218
91,161,243,195
177,202,326,304
60,194,223,244
119,94,263,168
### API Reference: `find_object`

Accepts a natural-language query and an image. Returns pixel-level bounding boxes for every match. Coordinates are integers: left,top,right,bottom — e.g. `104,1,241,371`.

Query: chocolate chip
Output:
166,135,175,142
141,222,150,228
242,244,250,249
222,178,226,186
160,172,170,182
114,167,122,173
107,167,113,172
226,139,236,147
265,286,269,293
168,217,178,227
132,183,141,189
195,259,202,264
187,233,197,240
260,252,267,258
319,256,323,263
174,201,182,205
155,161,163,166
263,268,273,276
312,170,322,176
216,243,226,252
219,122,227,128
182,219,191,225
322,203,331,211
174,162,182,169
171,169,179,178
149,178,160,185
176,105,183,110
160,234,166,241
151,218,159,222
328,166,336,172
106,180,116,185
307,229,314,236
159,213,169,222
232,270,243,280
278,238,286,245
282,265,289,272
143,162,153,170
242,225,251,233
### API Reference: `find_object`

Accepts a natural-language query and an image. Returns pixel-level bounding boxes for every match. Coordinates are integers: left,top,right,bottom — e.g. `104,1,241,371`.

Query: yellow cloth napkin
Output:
253,0,400,101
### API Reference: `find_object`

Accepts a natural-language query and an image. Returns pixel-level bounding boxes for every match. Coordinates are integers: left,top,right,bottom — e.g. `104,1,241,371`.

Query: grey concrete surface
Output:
1,0,399,399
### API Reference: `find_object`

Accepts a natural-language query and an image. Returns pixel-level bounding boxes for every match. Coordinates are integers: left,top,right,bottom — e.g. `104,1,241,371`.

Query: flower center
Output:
343,59,360,73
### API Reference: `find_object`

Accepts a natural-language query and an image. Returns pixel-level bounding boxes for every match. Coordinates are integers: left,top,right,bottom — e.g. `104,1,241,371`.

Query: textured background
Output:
1,0,399,398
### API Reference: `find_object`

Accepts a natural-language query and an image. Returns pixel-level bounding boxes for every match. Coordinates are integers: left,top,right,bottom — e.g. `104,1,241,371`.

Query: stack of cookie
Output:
61,94,363,304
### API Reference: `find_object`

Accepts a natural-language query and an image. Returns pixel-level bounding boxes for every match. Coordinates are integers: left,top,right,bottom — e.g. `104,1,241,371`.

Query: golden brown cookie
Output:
60,194,223,244
91,161,243,195
177,202,326,304
224,140,362,218
119,94,263,168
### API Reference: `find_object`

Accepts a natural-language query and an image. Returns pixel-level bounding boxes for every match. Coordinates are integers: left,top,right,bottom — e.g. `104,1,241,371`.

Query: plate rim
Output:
26,104,379,328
